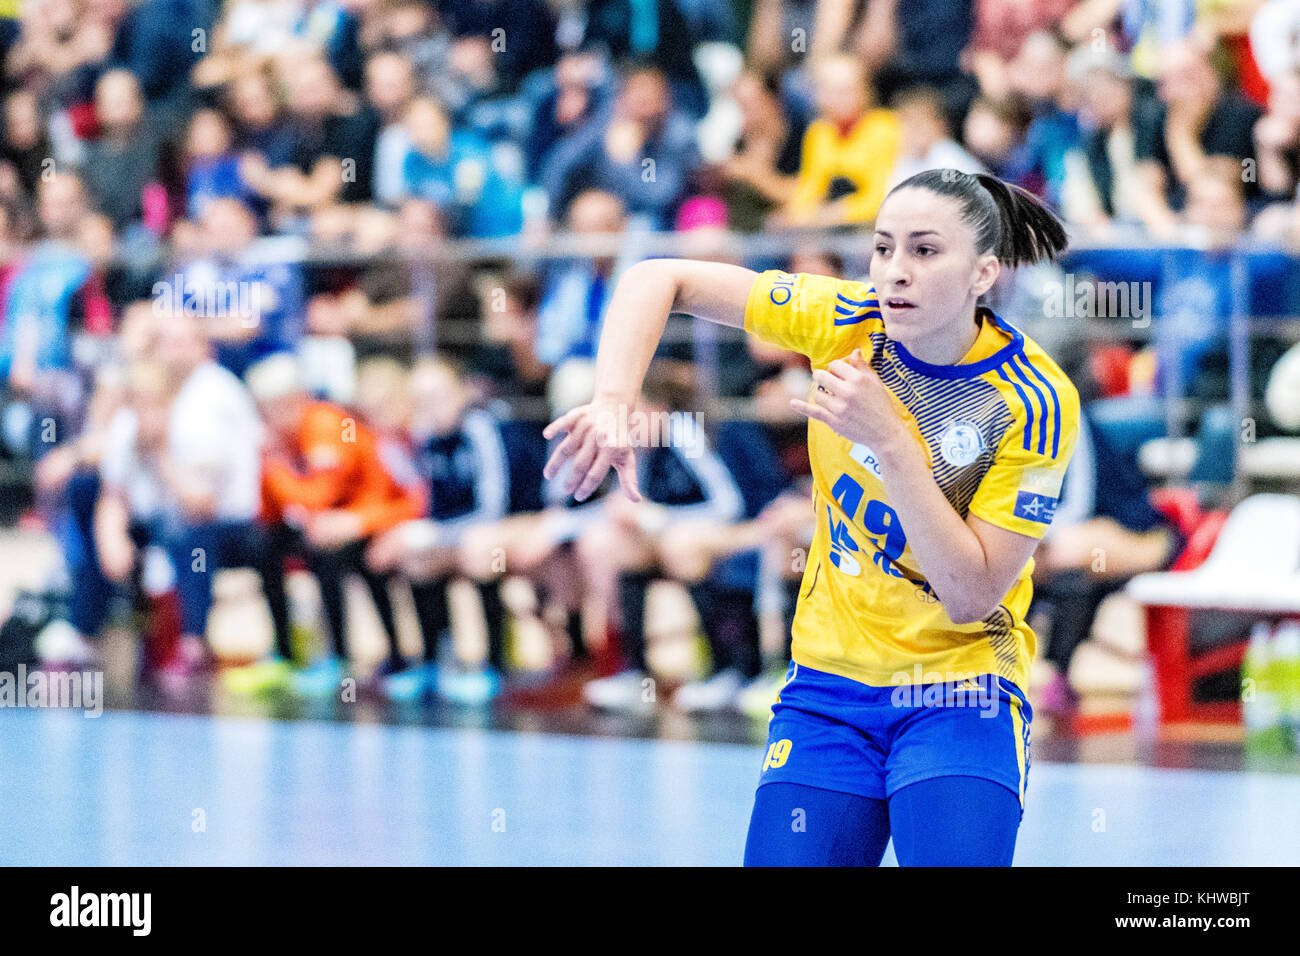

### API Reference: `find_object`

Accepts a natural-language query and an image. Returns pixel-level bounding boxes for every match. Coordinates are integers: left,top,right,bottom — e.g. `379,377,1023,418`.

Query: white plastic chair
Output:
1127,494,1300,611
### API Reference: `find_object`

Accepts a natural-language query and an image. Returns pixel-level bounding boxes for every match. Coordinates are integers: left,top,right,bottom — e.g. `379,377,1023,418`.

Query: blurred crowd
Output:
0,0,1298,257
2,0,1300,716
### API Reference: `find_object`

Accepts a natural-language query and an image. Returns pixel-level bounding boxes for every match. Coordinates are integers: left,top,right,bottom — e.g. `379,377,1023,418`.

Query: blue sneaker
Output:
438,667,503,705
383,662,438,702
290,657,347,697
369,655,410,683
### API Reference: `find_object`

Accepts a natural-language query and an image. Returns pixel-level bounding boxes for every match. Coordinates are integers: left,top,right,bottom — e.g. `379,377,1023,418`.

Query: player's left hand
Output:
789,348,913,450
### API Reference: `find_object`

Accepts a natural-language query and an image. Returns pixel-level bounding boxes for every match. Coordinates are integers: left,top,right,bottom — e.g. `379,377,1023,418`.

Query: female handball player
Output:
542,169,1079,866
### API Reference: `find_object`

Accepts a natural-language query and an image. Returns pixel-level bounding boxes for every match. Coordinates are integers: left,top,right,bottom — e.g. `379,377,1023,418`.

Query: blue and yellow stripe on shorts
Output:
1002,676,1032,806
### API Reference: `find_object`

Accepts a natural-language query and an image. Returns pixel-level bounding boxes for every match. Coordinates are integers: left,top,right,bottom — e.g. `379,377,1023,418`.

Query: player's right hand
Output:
542,400,642,503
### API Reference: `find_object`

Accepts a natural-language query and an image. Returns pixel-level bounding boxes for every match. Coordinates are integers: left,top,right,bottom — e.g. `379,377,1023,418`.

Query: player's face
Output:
869,187,995,351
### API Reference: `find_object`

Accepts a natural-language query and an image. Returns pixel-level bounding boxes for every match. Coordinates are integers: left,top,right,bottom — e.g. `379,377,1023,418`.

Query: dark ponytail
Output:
883,169,1069,268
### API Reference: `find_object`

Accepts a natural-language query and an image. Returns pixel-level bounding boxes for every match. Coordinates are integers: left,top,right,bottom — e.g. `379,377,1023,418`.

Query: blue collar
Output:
891,308,1025,380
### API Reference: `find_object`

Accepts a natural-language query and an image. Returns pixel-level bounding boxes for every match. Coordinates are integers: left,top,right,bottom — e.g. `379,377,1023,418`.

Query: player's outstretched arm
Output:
542,258,758,503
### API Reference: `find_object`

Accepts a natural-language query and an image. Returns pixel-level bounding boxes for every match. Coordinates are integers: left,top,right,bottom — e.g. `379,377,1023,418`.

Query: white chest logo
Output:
938,420,985,467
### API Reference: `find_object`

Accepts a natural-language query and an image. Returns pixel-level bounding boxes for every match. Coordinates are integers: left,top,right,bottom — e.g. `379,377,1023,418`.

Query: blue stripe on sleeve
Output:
996,365,1035,452
1009,356,1050,456
1021,357,1062,459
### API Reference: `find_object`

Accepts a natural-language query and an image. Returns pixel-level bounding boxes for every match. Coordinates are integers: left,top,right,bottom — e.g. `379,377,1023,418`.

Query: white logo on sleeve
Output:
938,420,985,467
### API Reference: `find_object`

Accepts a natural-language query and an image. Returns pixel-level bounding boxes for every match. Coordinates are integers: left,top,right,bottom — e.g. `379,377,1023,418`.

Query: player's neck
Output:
896,309,983,366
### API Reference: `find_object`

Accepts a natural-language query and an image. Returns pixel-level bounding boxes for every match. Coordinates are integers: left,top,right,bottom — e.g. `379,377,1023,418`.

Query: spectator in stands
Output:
960,92,1041,193
365,354,513,703
718,68,806,233
314,197,478,363
535,189,629,367
1155,37,1261,209
182,108,255,222
2,88,51,202
435,29,529,145
246,351,423,695
6,0,116,106
399,95,524,238
0,172,105,459
294,0,364,90
523,50,606,183
226,67,294,171
887,84,985,189
1005,30,1079,207
781,53,899,227
366,51,417,209
1059,46,1179,240
577,368,745,713
539,63,699,230
240,56,378,226
179,197,304,379
196,0,360,91
1250,0,1300,94
79,69,164,235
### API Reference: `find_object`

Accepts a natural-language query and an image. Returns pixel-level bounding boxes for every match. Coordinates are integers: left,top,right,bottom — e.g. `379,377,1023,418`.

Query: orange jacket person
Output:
233,353,424,697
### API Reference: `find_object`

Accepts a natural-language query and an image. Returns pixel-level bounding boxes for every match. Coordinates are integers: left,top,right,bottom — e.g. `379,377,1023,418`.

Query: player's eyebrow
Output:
874,230,941,239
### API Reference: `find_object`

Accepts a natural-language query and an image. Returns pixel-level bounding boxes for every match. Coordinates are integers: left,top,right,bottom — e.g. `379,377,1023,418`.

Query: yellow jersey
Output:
745,270,1081,693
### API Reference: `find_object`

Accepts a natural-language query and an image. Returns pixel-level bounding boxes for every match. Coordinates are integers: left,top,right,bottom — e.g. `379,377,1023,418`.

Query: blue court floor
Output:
3,707,1298,865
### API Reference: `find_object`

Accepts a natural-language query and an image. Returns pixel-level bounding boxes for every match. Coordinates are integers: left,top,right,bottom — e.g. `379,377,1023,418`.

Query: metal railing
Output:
22,227,1300,497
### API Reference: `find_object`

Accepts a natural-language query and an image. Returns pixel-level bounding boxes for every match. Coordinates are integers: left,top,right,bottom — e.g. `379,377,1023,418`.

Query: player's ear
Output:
970,252,1000,299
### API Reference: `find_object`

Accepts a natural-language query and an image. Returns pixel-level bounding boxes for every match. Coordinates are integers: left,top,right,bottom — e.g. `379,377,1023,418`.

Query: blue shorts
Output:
757,663,1033,811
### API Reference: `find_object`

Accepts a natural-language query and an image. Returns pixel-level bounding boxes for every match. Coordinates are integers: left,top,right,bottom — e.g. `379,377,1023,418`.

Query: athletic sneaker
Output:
438,667,502,705
369,654,409,683
673,668,745,714
583,669,656,713
383,662,438,702
290,657,347,697
738,669,787,720
222,656,293,695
